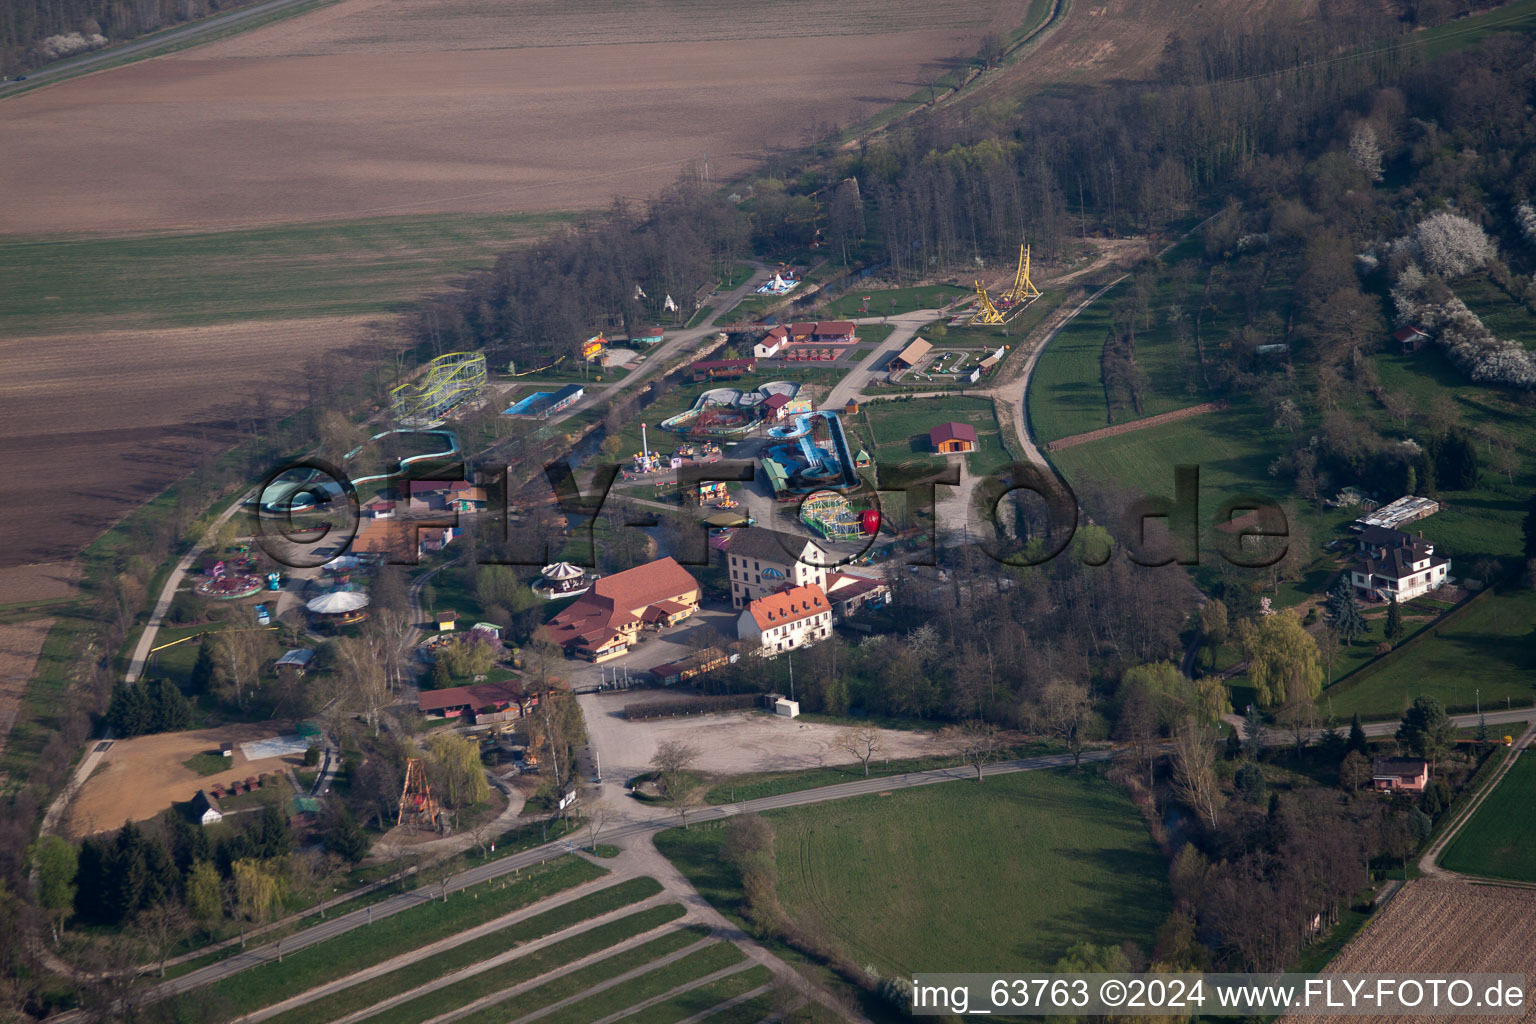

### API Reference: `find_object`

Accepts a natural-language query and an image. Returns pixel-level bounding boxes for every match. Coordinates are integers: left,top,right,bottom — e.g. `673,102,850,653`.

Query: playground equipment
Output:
800,490,873,541
397,758,441,833
760,411,861,499
194,574,264,600
389,352,487,424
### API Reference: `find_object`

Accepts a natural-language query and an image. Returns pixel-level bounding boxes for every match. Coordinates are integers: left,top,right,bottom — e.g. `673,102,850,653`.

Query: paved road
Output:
1419,718,1536,879
0,0,328,95
114,747,1108,1012
821,310,943,410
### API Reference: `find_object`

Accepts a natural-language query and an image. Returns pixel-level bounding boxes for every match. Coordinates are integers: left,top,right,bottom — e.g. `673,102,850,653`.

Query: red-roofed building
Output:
535,557,701,661
690,358,756,382
737,583,832,656
760,392,792,421
930,422,977,453
417,680,530,720
1393,325,1431,353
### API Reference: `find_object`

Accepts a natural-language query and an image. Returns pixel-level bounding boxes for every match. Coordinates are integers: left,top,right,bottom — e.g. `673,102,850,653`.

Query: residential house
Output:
754,326,789,359
930,422,977,454
1349,528,1449,602
191,790,223,826
738,584,832,655
1372,757,1430,792
535,556,700,661
724,528,829,608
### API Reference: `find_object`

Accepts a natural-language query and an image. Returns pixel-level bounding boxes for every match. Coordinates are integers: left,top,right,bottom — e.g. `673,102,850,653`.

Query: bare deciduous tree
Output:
940,720,1001,781
1171,719,1223,827
650,741,702,828
837,724,886,777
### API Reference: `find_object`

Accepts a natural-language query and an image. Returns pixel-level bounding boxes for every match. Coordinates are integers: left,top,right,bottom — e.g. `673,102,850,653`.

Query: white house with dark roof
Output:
1349,528,1449,603
724,528,829,609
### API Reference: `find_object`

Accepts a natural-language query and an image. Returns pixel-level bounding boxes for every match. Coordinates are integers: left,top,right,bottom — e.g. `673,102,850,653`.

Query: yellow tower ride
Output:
971,280,1006,325
1002,243,1041,304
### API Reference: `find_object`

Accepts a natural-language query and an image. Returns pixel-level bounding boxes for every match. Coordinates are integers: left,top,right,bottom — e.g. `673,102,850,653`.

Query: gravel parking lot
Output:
578,688,938,787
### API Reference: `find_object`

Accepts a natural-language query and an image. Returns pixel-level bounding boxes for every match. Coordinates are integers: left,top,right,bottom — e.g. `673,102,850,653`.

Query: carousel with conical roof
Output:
306,589,370,627
532,562,594,600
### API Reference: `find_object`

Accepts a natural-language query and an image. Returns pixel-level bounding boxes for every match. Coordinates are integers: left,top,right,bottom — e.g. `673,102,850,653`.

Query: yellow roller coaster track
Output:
1002,243,1041,304
390,351,487,422
971,280,1006,325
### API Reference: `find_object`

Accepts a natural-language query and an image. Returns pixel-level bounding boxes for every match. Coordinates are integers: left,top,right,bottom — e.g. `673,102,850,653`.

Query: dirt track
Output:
0,316,373,568
1046,400,1228,450
64,722,304,837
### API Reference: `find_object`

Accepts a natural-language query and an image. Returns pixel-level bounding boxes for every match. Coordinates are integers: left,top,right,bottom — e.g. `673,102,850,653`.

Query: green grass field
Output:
0,211,575,335
536,942,748,1024
860,395,1010,476
1320,588,1536,720
450,926,712,1024
660,768,1170,978
206,857,605,1016
1418,0,1536,58
822,284,969,319
1440,756,1536,881
262,878,669,1024
1455,278,1536,349
619,965,774,1024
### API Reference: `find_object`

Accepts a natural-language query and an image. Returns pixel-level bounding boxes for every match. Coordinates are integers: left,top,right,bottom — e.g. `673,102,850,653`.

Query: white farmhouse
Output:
1350,527,1450,603
738,584,832,656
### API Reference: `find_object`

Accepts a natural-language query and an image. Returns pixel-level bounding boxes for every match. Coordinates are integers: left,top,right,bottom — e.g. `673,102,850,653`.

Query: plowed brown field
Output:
0,0,1035,234
0,317,373,567
1289,880,1536,1024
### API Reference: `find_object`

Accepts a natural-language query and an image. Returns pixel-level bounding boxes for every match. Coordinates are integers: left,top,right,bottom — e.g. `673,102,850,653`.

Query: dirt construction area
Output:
578,689,940,785
64,723,307,838
1286,880,1536,1024
0,0,1035,234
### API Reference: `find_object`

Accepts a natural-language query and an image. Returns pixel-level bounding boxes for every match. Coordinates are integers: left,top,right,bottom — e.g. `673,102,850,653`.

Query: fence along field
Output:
0,0,1039,234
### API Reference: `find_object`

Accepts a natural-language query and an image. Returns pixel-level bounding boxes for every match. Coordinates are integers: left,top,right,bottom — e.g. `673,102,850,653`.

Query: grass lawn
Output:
703,740,1060,804
822,284,970,319
263,881,671,1024
206,857,604,1016
1047,398,1279,509
357,902,684,1024
860,395,1009,477
1320,588,1536,721
660,768,1169,978
1455,277,1536,349
1419,0,1536,58
0,211,576,335
618,965,773,1024
183,753,232,776
536,942,748,1024
450,925,711,1024
1440,756,1536,881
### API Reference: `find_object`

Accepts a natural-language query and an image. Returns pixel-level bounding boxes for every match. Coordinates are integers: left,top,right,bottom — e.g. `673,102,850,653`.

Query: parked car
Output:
254,603,271,626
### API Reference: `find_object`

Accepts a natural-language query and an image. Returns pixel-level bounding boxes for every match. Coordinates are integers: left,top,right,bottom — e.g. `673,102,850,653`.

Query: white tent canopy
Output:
541,562,585,581
307,590,369,614
323,554,360,571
